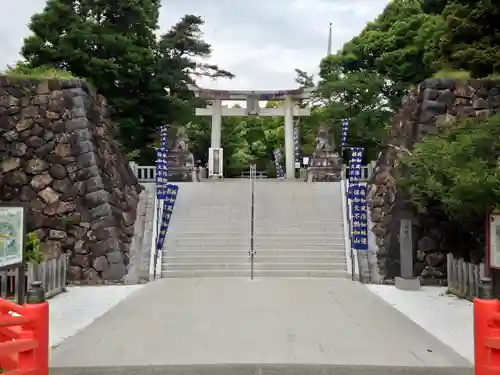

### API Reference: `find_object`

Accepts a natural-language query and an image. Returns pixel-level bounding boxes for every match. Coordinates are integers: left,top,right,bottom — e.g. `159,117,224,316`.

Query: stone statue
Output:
172,126,189,151
308,125,342,182
168,125,195,182
315,126,334,151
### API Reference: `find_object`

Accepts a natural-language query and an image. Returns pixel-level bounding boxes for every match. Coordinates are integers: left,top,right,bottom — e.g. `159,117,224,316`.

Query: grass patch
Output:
4,64,76,80
485,72,500,80
432,69,471,79
2,63,97,93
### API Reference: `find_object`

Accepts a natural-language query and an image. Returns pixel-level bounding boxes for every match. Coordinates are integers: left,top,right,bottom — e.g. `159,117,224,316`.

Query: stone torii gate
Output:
187,84,314,179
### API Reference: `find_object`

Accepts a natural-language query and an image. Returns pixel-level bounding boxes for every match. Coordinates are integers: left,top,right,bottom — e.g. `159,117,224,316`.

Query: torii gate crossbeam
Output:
188,84,315,179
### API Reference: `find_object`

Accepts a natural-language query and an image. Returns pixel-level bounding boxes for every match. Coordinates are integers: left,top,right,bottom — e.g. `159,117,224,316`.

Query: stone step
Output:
253,236,344,242
170,221,250,229
162,250,249,257
175,210,250,214
255,255,346,263
254,229,344,235
162,262,346,271
253,220,343,224
162,255,346,263
167,237,250,243
50,364,474,375
163,249,346,258
254,223,343,228
253,241,344,249
166,232,252,238
162,256,249,263
171,218,250,223
164,244,250,251
161,269,349,278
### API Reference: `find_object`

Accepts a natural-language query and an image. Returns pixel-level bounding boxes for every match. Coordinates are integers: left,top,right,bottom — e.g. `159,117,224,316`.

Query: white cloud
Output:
0,0,389,90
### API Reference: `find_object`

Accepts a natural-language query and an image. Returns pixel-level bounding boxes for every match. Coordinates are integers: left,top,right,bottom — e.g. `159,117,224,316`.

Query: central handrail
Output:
249,164,256,280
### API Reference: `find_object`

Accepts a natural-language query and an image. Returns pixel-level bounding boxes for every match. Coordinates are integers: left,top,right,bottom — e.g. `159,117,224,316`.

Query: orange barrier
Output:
0,297,49,375
474,298,500,375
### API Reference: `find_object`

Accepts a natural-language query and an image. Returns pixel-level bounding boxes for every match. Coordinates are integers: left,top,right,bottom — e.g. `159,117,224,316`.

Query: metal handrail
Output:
249,164,256,280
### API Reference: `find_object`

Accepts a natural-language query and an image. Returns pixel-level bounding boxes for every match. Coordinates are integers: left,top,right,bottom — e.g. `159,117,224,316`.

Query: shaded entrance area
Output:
50,278,471,374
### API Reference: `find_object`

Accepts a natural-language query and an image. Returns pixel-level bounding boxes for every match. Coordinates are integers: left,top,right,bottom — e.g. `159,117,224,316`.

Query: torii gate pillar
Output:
211,98,222,149
188,85,315,179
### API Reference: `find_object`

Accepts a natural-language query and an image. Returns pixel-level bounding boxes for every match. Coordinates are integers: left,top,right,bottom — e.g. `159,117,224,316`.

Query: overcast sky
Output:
0,0,389,90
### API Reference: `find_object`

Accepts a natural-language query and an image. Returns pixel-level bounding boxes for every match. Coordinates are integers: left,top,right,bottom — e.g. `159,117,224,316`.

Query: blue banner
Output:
155,124,169,199
273,148,284,179
350,184,368,250
160,124,168,149
293,127,300,163
348,147,364,198
340,119,349,148
156,183,179,252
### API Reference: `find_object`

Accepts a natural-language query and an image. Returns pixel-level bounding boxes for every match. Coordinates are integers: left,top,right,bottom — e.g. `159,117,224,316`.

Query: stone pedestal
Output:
167,151,194,182
309,150,342,182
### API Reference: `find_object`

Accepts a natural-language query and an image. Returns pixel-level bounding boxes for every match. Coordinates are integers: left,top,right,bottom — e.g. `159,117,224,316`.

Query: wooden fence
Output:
0,254,68,302
446,253,485,300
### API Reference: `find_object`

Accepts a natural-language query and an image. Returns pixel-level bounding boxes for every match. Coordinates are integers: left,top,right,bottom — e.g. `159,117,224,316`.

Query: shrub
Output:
4,62,75,80
25,232,42,264
398,115,500,223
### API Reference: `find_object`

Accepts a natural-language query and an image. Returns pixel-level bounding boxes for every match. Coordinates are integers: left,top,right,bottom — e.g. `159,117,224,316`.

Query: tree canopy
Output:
18,0,233,163
22,0,163,155
320,0,500,245
10,0,500,184
316,0,500,163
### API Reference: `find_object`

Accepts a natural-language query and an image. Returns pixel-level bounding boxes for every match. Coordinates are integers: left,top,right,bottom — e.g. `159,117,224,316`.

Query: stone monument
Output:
167,126,195,182
308,126,342,182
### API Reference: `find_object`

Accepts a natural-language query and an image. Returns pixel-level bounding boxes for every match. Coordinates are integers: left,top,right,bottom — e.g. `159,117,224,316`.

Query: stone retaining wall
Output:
0,76,141,284
368,78,500,283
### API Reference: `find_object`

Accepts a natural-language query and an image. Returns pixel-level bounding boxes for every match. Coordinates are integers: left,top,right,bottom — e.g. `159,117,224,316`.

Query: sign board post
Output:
395,218,421,291
0,203,27,304
481,212,500,298
488,213,500,271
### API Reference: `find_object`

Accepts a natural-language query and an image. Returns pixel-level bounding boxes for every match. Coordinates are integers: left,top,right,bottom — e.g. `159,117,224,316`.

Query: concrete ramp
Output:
253,181,348,277
161,181,252,277
50,278,472,374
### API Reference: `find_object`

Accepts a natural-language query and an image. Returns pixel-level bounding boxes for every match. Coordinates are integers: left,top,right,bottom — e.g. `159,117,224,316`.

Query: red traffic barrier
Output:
0,289,49,375
474,298,500,375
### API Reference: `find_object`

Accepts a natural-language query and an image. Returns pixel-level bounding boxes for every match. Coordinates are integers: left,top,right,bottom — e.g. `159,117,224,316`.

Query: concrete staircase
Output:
253,181,348,278
160,180,348,278
161,181,251,277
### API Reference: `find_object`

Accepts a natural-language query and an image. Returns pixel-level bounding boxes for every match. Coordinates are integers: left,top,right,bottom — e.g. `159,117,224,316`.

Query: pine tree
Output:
21,0,165,155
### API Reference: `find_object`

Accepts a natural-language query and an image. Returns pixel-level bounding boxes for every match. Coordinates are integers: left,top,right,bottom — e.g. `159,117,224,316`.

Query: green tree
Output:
318,54,392,161
157,15,234,126
22,0,164,155
440,0,500,77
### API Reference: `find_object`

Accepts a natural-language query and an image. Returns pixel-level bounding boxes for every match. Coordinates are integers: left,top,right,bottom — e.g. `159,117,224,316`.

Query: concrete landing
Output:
50,278,471,373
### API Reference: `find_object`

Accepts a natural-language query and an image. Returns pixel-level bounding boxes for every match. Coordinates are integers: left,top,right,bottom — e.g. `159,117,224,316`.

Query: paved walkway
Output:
49,285,143,348
50,278,471,374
